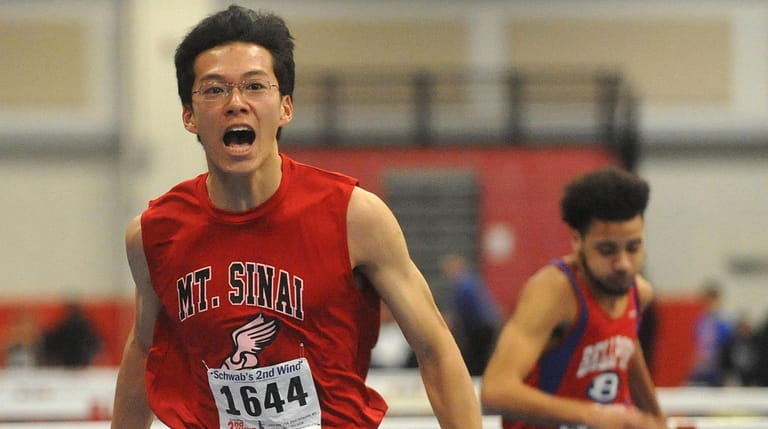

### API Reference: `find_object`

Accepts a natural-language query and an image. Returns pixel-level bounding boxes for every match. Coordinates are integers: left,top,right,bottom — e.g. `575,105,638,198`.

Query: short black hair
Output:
174,5,295,107
560,166,650,235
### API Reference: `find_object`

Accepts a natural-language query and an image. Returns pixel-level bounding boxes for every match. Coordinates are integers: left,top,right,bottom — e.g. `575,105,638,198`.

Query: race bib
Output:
208,357,321,429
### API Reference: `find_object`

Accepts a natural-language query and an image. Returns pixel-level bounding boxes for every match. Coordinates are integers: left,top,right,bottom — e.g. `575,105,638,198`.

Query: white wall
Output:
0,156,124,299
640,153,768,324
0,0,213,300
119,0,211,213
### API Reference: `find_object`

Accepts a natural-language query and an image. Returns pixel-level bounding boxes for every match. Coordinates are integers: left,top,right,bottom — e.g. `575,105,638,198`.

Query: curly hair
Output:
560,166,650,235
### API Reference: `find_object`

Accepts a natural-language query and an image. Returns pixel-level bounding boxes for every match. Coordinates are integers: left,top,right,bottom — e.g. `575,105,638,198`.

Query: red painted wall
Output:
282,144,616,314
649,296,706,387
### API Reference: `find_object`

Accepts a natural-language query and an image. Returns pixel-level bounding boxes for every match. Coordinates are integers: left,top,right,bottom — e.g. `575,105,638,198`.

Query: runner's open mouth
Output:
223,127,256,146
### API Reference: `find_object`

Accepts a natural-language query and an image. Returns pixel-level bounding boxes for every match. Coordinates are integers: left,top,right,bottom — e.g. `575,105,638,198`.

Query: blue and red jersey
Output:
503,259,641,429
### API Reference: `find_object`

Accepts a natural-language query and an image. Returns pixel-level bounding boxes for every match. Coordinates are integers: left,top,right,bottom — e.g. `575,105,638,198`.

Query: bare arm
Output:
482,267,595,425
111,216,162,429
347,187,482,429
481,268,654,429
627,343,667,428
629,276,667,428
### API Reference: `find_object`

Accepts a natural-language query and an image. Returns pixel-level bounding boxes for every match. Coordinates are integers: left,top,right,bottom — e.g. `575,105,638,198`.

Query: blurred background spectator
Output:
750,316,768,386
441,253,501,376
40,302,102,368
687,280,733,386
722,314,759,386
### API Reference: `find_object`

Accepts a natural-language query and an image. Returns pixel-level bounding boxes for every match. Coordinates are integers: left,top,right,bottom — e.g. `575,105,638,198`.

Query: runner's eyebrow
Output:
198,70,271,82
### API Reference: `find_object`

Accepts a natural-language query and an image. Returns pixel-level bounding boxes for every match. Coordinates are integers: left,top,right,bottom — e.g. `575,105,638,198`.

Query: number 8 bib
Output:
208,357,321,429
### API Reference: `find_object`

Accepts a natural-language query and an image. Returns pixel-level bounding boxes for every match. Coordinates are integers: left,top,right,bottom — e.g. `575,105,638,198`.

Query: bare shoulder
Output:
347,187,404,268
125,215,142,245
124,214,151,290
513,263,576,323
124,215,145,261
347,186,392,225
124,213,161,350
493,262,577,362
521,264,573,302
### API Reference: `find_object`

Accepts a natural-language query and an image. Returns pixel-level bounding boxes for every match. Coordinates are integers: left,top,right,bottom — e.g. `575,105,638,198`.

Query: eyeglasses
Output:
192,78,279,102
